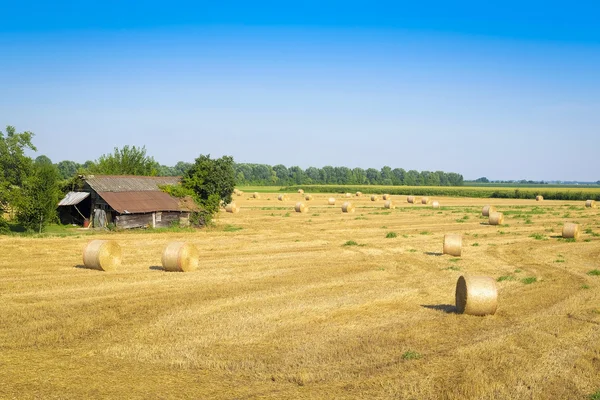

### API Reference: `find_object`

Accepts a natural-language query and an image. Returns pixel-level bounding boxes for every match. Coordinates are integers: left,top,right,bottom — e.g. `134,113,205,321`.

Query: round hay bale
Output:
328,197,336,205
162,242,199,272
384,200,395,209
355,191,362,197
383,194,391,200
233,188,239,195
225,203,239,213
341,202,355,213
489,212,504,225
455,275,498,316
236,191,243,196
298,189,304,194
295,202,308,213
443,234,462,257
482,205,496,217
278,194,287,201
432,201,440,209
305,194,313,201
536,195,543,201
253,192,261,199
345,193,352,198
421,197,430,204
371,195,379,201
562,222,579,239
585,200,596,208
83,240,122,271
407,196,415,204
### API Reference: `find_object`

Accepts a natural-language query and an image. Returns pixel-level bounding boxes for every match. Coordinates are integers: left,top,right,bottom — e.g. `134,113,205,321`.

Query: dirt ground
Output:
1,192,599,399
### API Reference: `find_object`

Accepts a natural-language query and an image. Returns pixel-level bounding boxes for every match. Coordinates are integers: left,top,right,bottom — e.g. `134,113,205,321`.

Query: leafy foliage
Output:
15,162,60,233
90,145,158,176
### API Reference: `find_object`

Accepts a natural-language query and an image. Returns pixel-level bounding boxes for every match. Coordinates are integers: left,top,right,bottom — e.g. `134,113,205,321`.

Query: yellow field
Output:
1,192,599,399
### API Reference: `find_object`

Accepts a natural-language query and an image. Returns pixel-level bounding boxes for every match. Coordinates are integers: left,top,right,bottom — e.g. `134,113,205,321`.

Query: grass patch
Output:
449,258,461,263
343,240,358,247
472,242,479,247
312,213,320,217
497,275,516,282
355,216,368,220
587,269,600,276
521,277,537,284
525,219,533,224
581,284,590,290
401,351,421,360
385,232,398,239
529,233,547,240
554,259,565,263
283,212,291,217
407,249,417,253
442,266,461,271
380,226,388,229
402,234,409,238
589,390,600,400
514,269,522,273
420,231,432,235
223,224,243,232
558,237,576,243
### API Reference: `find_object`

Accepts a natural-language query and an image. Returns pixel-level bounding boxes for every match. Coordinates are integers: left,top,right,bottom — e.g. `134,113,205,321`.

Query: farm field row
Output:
1,192,599,399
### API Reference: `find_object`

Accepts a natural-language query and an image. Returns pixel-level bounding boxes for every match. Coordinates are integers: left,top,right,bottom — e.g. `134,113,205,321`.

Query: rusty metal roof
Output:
98,191,197,214
84,175,181,192
58,191,90,206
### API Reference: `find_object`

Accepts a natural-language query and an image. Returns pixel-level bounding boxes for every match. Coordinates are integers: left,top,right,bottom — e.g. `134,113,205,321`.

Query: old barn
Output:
58,175,197,229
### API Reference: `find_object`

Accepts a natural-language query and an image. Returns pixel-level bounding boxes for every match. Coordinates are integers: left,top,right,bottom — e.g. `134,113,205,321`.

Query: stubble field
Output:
1,192,599,399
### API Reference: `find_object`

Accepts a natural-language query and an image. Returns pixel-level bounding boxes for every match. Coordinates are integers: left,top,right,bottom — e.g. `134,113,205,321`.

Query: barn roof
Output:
58,191,90,206
98,191,194,214
84,175,181,192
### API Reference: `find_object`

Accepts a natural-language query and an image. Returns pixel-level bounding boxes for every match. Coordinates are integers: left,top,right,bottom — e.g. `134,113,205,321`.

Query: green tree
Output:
182,154,236,225
91,145,158,176
16,162,60,233
56,160,80,179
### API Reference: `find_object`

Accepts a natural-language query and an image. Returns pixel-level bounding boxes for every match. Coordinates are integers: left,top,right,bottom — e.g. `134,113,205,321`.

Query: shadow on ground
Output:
149,266,164,271
424,252,443,256
421,304,457,314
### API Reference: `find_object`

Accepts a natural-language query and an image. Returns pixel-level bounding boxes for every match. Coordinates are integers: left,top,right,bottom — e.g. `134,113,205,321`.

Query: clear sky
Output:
1,1,599,181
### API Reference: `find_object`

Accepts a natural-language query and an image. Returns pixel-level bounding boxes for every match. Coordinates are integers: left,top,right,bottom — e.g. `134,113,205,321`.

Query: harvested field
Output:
1,192,599,399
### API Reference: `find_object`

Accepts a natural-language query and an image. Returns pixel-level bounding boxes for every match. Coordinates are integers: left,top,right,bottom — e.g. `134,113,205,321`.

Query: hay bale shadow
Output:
149,266,164,271
425,252,443,256
421,304,457,314
549,235,562,239
74,264,88,269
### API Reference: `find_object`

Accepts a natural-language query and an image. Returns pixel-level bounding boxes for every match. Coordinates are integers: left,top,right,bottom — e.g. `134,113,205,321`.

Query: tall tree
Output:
16,162,60,233
91,145,158,176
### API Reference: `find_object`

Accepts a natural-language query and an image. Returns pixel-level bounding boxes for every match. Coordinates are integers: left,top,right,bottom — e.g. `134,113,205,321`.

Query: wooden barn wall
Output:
115,212,188,229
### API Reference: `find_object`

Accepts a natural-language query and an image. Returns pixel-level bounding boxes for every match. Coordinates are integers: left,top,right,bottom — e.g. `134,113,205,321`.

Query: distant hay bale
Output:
83,240,122,271
355,191,362,197
432,201,440,208
383,194,391,200
253,192,261,199
585,200,596,208
298,189,304,194
443,234,462,257
536,195,543,201
562,222,580,239
328,197,336,205
162,242,199,272
384,200,395,209
371,195,379,201
278,194,288,201
407,196,415,204
295,202,308,213
342,202,355,213
305,194,313,201
421,197,430,204
225,203,239,213
455,275,498,316
233,188,239,195
489,212,504,225
236,191,243,196
345,193,352,198
482,205,496,217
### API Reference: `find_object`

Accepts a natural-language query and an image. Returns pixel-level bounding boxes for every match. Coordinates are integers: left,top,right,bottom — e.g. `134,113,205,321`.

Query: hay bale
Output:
278,194,288,201
233,188,239,195
253,192,261,199
585,200,596,208
443,234,462,257
562,222,580,239
295,202,308,213
356,191,362,197
236,191,243,196
162,242,199,272
489,212,504,225
225,203,239,213
384,200,395,209
371,195,379,201
342,202,355,213
455,275,498,316
328,197,336,205
298,189,304,194
407,196,415,204
536,195,543,201
345,193,352,198
83,240,122,271
432,201,440,209
482,205,496,217
383,194,391,200
305,194,313,201
421,197,430,204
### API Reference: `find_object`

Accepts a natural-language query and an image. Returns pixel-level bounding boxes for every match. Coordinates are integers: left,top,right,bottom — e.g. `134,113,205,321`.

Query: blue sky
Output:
1,1,599,181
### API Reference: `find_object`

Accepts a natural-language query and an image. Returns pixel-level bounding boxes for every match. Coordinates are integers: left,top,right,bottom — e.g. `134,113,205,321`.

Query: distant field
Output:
280,184,600,201
1,193,599,399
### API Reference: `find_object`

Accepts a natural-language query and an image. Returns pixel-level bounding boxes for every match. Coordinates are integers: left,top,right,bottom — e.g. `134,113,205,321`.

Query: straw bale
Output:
421,197,430,204
225,203,239,213
585,200,596,208
562,223,579,239
298,189,304,194
482,205,496,217
407,196,415,203
278,194,288,201
162,242,199,272
384,200,395,209
305,194,313,201
443,234,462,257
383,194,391,200
295,202,308,213
236,191,243,196
489,212,504,225
83,240,122,271
328,197,336,205
371,195,379,201
345,193,352,198
432,201,440,209
455,275,498,316
356,191,362,197
536,195,543,201
253,192,261,199
342,202,355,213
